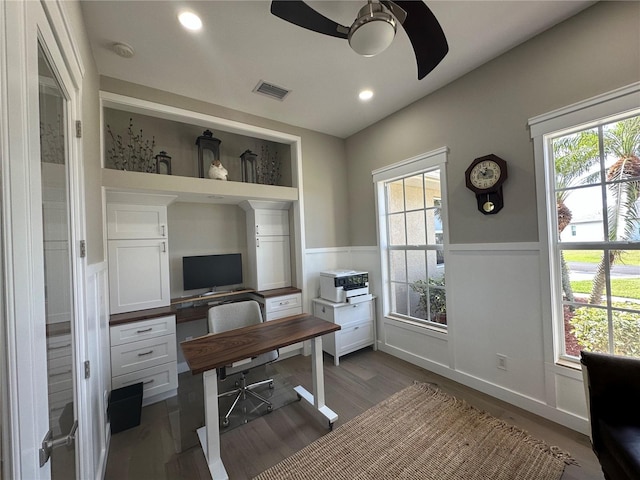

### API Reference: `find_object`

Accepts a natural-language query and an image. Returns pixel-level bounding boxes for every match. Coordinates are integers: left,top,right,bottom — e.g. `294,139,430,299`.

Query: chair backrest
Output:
208,300,263,334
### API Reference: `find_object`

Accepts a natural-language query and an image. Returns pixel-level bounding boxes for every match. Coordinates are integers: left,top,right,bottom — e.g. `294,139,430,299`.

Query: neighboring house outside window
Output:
530,83,640,363
373,148,448,328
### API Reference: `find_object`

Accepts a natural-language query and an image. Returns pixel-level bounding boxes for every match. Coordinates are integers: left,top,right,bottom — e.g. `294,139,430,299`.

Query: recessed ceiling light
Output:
178,11,202,31
359,90,374,101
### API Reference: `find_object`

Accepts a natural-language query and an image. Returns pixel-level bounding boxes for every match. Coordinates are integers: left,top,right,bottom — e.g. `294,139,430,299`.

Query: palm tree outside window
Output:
550,113,640,359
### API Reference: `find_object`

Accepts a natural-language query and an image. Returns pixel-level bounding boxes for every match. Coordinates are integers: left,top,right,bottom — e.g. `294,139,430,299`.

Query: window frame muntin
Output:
529,82,640,366
373,147,449,330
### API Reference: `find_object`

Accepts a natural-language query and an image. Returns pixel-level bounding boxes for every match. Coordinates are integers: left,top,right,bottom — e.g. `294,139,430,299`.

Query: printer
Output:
320,269,371,304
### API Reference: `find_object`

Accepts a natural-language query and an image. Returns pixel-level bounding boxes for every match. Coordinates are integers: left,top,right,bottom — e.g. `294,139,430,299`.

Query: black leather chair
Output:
580,350,640,480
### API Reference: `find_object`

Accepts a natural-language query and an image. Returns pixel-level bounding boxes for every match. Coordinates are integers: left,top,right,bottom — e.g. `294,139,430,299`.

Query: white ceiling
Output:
81,1,595,139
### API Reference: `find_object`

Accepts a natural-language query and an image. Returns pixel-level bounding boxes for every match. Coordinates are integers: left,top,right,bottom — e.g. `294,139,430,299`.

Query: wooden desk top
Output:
110,287,303,327
180,314,340,375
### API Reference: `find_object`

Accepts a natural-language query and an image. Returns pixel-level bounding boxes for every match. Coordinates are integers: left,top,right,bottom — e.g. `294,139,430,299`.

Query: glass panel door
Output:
38,43,77,480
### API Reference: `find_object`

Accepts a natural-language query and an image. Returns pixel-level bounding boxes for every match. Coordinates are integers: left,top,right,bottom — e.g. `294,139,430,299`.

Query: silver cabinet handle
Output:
136,327,153,334
161,225,166,237
257,238,260,248
161,242,166,253
137,350,154,357
279,300,290,306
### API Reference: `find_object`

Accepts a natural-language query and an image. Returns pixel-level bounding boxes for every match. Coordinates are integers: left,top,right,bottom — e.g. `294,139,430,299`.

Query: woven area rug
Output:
254,382,575,480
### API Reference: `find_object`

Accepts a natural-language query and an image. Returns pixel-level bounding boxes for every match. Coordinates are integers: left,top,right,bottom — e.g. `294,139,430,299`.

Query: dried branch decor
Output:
106,118,156,172
257,144,281,185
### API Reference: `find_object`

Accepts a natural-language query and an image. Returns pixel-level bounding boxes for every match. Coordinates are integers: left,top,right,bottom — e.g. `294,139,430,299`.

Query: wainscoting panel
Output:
304,243,589,434
85,261,110,480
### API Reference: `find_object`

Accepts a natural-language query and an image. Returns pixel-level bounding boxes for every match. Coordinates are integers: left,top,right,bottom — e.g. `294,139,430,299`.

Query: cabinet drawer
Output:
110,334,177,376
265,293,301,315
110,315,176,346
49,388,73,411
339,320,374,354
266,306,302,321
112,362,178,400
48,355,73,393
107,204,167,239
47,333,72,360
314,300,371,326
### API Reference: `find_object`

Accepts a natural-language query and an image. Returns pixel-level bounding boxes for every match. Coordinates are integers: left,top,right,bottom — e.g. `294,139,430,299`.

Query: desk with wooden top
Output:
181,313,341,480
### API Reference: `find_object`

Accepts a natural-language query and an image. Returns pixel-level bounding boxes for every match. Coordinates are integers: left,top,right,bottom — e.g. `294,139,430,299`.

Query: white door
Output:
1,2,87,479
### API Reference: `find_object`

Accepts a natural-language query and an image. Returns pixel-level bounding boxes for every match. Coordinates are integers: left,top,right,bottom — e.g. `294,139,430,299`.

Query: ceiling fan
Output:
270,0,448,80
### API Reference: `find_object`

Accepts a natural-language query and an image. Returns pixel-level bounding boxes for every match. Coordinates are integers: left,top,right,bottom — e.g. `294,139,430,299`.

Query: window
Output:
373,148,448,327
530,83,640,361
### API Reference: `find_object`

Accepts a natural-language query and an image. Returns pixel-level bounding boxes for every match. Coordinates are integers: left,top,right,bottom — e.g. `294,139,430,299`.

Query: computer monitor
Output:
182,253,242,292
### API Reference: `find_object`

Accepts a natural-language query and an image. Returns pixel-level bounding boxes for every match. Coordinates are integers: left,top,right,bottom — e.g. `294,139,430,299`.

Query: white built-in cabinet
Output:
106,193,176,314
110,315,178,405
241,200,292,291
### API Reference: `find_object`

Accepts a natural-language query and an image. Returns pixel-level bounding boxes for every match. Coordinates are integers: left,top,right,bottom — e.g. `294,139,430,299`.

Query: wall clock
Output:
464,154,508,215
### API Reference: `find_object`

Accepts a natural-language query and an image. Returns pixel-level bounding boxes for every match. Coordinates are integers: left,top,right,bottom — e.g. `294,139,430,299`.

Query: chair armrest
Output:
581,351,640,425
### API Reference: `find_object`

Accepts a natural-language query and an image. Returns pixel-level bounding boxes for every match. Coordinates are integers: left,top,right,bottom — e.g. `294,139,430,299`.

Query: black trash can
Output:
108,382,143,434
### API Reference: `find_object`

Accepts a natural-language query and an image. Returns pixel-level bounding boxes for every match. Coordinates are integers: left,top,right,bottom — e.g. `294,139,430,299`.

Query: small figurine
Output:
208,159,228,180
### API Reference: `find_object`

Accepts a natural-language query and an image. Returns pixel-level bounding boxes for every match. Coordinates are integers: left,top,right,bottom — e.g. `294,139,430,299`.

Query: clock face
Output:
469,160,501,190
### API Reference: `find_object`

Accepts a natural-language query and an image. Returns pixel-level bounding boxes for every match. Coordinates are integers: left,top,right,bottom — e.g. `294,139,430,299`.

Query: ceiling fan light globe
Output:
349,19,396,56
348,3,396,57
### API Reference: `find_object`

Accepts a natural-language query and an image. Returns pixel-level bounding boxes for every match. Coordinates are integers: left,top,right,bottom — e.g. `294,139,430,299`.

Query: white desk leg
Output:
311,336,325,408
196,369,228,480
294,336,338,428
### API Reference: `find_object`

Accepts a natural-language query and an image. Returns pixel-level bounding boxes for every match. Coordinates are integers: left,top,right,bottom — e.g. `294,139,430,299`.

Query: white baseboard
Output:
378,342,589,435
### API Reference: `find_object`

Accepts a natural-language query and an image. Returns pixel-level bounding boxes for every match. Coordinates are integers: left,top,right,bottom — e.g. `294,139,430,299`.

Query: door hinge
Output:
84,360,90,379
80,240,86,258
75,120,82,138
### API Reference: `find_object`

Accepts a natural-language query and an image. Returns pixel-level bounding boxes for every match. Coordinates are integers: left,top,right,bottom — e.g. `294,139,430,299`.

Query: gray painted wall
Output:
66,1,102,264
345,1,640,246
99,77,351,249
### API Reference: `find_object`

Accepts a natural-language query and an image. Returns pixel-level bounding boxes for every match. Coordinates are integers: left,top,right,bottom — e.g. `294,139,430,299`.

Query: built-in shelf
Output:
102,168,298,205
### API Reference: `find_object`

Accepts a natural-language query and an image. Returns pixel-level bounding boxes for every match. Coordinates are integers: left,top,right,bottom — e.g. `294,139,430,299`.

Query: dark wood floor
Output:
105,348,604,480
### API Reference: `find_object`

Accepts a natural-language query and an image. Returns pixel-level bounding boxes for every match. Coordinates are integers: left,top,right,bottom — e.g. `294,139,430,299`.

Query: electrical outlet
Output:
497,354,507,371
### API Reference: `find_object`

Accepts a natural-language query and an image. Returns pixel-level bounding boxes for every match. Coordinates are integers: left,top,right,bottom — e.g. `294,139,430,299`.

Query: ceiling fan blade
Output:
393,1,448,80
270,1,349,39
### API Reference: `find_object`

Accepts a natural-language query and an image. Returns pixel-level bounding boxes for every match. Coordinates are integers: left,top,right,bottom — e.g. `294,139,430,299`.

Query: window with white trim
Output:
373,148,448,328
530,83,640,361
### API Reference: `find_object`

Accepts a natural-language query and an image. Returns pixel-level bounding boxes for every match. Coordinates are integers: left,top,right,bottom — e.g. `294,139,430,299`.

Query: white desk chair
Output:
207,300,278,427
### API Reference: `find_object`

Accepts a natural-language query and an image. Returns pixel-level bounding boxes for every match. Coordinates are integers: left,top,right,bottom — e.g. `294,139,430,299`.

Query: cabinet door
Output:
256,235,291,290
255,209,289,236
108,239,170,313
107,204,168,239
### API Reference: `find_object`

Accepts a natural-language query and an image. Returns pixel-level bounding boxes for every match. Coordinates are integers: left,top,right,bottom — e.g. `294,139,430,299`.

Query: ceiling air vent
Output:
253,80,290,101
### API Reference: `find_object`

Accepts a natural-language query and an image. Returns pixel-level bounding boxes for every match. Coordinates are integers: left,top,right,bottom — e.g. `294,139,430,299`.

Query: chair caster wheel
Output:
243,419,248,424
221,418,230,428
269,382,274,389
329,422,334,431
267,405,273,413
296,393,302,401
242,406,247,414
